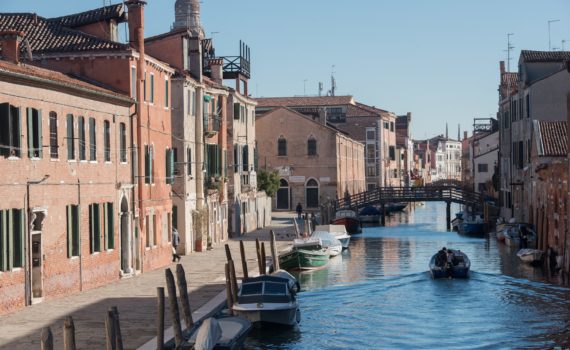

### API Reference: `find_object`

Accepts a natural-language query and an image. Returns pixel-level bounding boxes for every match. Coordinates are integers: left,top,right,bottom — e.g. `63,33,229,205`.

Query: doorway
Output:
30,210,46,302
277,179,290,210
306,178,319,208
120,196,133,275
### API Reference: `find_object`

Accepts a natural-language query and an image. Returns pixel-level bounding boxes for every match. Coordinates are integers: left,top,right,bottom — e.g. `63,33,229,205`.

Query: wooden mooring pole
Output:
40,327,53,350
381,203,386,226
105,309,117,350
270,230,280,271
260,242,267,275
255,238,263,274
156,287,165,350
176,264,194,329
165,268,183,348
63,316,77,350
225,263,234,311
110,306,123,350
239,240,249,279
446,201,451,231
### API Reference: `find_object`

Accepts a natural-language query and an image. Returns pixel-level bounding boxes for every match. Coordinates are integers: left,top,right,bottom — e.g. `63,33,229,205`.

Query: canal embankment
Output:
0,212,298,350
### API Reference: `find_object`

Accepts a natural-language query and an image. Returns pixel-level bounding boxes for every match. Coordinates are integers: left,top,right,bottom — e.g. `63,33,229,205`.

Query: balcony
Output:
203,41,251,80
204,113,221,137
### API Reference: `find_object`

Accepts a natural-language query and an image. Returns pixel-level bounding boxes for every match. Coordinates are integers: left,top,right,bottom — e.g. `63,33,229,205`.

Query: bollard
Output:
261,242,267,275
156,287,165,350
239,240,248,279
270,230,280,271
40,327,53,350
165,268,183,348
176,264,194,329
63,315,77,350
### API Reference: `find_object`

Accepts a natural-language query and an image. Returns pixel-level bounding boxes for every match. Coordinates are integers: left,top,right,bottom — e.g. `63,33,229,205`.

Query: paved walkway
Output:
0,212,298,350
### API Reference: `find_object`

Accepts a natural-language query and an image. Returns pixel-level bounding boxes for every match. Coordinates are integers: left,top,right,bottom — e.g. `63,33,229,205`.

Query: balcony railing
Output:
203,113,221,136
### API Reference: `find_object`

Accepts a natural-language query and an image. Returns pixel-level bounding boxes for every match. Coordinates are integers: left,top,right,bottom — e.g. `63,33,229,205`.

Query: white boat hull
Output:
328,245,343,257
517,249,543,264
233,303,300,326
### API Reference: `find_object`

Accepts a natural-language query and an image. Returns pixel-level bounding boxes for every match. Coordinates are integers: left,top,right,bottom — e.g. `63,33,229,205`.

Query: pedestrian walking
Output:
172,227,181,262
296,202,303,219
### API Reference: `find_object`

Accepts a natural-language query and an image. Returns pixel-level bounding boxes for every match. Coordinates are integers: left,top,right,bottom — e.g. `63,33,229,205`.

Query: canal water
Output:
244,202,570,349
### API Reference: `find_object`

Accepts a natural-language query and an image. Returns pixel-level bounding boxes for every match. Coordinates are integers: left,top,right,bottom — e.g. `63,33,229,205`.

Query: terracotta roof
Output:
49,4,126,28
346,104,378,117
0,13,128,54
501,72,518,85
354,102,389,114
536,120,567,156
0,59,132,102
521,50,570,63
255,95,355,108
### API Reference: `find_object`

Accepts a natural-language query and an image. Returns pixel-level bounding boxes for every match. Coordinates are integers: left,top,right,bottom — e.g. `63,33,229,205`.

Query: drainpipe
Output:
77,179,82,291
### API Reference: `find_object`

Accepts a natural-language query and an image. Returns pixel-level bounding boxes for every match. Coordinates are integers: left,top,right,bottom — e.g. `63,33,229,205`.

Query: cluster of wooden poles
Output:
39,307,124,350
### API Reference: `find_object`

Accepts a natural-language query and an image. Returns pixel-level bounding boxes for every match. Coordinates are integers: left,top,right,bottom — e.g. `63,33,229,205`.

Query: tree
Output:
257,169,280,197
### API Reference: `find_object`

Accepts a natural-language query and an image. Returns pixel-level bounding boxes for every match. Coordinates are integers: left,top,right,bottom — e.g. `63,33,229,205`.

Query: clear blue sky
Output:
4,0,570,139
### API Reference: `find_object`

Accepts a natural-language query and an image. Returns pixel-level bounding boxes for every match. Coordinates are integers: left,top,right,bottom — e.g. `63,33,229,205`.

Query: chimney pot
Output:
209,58,224,84
500,61,505,74
0,31,25,64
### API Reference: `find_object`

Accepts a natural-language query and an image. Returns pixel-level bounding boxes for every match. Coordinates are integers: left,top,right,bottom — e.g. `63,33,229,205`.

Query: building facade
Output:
256,107,365,210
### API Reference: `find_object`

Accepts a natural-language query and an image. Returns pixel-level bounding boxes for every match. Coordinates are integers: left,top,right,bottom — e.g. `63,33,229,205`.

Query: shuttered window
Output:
166,148,174,184
104,120,111,162
89,203,101,253
187,147,192,176
27,108,42,158
49,112,58,159
89,118,96,161
104,203,114,250
0,103,22,158
78,116,86,160
120,123,127,163
66,205,80,258
145,145,153,184
0,209,24,270
66,114,75,160
242,145,249,172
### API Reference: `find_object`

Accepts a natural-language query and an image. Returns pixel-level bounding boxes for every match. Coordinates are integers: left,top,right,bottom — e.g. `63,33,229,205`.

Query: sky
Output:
3,0,570,139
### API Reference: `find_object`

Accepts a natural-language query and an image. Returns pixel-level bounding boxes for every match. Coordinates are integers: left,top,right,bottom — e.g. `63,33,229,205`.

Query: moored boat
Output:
517,249,543,265
385,202,407,213
232,274,301,327
279,238,330,271
310,230,343,257
358,206,380,223
332,209,361,234
429,249,470,279
315,224,350,249
458,216,486,236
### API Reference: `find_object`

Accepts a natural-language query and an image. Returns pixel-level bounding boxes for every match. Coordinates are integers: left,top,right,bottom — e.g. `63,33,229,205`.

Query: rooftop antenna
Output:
318,82,324,97
506,33,514,71
548,19,560,51
211,31,220,41
330,65,337,97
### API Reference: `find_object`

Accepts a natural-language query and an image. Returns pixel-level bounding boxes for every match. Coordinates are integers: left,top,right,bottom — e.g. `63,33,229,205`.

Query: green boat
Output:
279,238,330,271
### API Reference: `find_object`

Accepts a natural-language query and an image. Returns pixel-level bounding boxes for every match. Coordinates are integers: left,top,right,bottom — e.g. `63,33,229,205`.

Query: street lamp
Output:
548,19,560,51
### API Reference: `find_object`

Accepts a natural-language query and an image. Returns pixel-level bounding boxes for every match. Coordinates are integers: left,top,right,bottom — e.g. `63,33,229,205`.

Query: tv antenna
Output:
505,33,514,72
329,65,337,96
548,19,560,51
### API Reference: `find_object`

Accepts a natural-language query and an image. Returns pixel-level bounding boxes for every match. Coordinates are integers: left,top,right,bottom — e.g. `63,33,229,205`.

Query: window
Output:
166,148,174,184
173,205,178,230
104,120,111,162
145,145,153,184
526,94,530,119
242,145,249,172
187,147,192,175
393,169,398,178
478,183,486,192
478,164,488,173
205,144,221,178
234,144,239,173
183,38,189,71
89,118,96,161
165,78,169,108
390,122,394,132
66,205,80,258
143,72,147,101
89,203,101,254
192,91,197,116
145,215,151,247
277,136,287,156
78,116,86,161
306,179,319,208
149,74,155,104
307,137,317,156
0,208,24,271
367,165,376,176
104,202,114,250
366,144,375,163
153,214,157,247
26,108,42,158
49,112,58,159
366,130,375,140
131,66,137,100
234,103,240,120
389,146,395,161
240,105,245,123
384,121,389,129
67,114,75,160
0,103,21,158
518,141,523,168
120,123,127,163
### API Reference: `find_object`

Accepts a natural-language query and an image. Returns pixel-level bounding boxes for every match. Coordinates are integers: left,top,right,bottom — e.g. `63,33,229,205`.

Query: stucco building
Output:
256,107,365,210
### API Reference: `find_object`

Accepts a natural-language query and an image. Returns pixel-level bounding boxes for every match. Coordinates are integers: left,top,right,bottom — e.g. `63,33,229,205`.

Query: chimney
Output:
188,37,202,82
125,0,146,52
464,131,468,140
500,61,505,74
209,58,223,84
0,31,24,64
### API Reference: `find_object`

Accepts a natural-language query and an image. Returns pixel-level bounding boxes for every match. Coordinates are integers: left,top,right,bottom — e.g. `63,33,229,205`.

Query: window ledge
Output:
50,158,60,162
7,156,21,161
91,252,100,256
68,159,77,163
105,161,112,164
106,249,114,252
69,256,80,260
90,161,98,164
120,162,128,165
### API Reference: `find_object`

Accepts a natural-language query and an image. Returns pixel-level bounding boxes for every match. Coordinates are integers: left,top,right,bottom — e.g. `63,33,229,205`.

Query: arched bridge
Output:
336,186,483,210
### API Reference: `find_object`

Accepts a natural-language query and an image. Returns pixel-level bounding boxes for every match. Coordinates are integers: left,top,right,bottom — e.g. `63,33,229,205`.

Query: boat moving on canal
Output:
429,249,471,279
279,237,330,271
332,209,362,234
315,224,351,249
232,273,301,327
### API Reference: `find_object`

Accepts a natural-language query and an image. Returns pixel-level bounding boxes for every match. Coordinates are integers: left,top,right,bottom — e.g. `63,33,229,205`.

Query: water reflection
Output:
245,202,570,349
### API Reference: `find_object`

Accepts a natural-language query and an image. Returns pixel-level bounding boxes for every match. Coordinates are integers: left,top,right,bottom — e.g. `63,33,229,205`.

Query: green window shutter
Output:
217,146,222,176
66,114,74,160
104,204,109,250
94,204,101,252
14,107,21,157
17,209,23,268
165,79,169,108
144,145,150,184
150,74,154,103
234,103,240,119
172,205,178,230
150,146,154,183
89,204,94,253
166,148,174,184
108,203,114,250
0,210,6,271
27,108,33,158
67,205,72,258
0,103,9,157
37,110,43,158
74,205,80,257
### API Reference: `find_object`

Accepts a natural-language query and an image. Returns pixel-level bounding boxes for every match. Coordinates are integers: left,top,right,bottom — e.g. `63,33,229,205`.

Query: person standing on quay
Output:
296,202,303,219
172,227,181,262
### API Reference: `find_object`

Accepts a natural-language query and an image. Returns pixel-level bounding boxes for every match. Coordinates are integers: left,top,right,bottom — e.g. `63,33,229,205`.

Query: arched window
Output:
307,136,317,156
306,178,319,208
277,136,287,156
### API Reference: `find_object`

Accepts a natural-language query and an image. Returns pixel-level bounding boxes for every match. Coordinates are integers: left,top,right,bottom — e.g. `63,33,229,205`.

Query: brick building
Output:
256,107,365,210
0,33,134,314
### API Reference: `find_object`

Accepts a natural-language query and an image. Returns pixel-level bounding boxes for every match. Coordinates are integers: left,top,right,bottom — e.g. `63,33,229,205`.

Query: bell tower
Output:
173,0,204,38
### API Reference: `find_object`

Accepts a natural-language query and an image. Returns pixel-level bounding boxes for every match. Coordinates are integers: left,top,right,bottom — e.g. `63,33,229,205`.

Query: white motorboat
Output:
315,224,350,249
310,230,343,257
232,273,301,326
517,249,543,265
